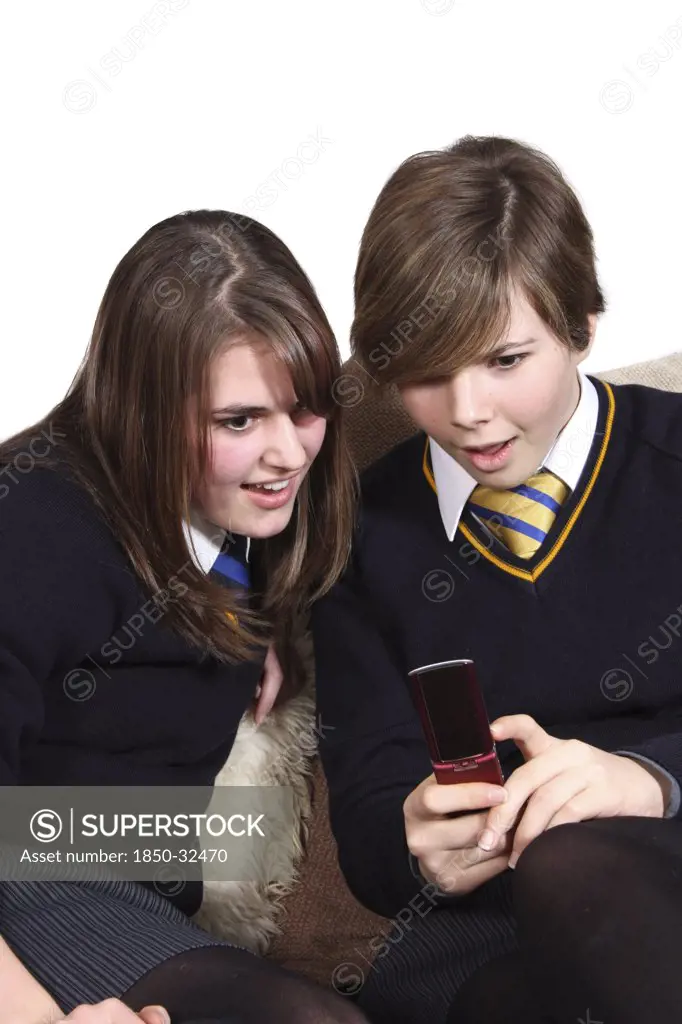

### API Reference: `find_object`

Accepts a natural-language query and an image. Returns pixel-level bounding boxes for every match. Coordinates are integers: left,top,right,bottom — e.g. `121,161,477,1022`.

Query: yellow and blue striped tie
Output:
468,469,569,559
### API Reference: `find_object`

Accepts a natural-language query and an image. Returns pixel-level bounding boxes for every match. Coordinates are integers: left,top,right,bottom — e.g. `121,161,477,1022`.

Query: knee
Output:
288,999,370,1024
297,994,370,1024
182,996,368,1024
274,975,370,1024
514,821,584,876
512,820,614,912
327,1001,370,1024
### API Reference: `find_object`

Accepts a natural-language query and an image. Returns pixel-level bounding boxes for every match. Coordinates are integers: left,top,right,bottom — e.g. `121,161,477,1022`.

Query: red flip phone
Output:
408,659,504,786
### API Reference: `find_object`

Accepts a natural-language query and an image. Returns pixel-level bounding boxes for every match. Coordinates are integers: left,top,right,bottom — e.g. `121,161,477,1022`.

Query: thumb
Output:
138,1007,170,1024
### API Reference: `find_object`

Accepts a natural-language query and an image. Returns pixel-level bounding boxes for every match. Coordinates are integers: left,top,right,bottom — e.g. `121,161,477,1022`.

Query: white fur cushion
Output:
193,683,317,952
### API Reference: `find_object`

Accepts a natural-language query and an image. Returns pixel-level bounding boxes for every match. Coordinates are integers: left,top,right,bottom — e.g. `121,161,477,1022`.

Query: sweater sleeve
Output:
615,741,682,819
0,467,127,785
311,542,438,920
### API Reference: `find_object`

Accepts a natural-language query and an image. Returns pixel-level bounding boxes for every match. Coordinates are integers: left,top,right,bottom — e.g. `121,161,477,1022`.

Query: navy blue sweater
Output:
312,378,682,920
0,465,263,912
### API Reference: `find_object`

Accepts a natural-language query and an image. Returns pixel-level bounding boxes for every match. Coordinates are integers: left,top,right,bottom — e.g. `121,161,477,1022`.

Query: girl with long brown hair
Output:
0,210,365,1023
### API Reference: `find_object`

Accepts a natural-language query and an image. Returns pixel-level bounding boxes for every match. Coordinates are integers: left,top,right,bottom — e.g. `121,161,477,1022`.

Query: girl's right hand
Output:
56,1001,169,1023
403,775,513,896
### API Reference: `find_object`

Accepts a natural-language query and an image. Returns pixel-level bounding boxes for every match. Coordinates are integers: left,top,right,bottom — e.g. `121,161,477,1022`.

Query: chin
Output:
506,470,535,489
203,493,297,539
248,521,293,540
475,466,527,490
242,508,296,539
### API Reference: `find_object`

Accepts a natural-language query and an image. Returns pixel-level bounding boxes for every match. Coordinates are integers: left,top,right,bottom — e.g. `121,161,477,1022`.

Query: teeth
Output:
260,481,289,492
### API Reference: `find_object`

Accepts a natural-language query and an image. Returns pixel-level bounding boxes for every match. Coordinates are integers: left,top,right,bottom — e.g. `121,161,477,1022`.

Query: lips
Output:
242,476,295,492
463,440,512,454
240,474,299,510
243,481,289,492
461,438,516,472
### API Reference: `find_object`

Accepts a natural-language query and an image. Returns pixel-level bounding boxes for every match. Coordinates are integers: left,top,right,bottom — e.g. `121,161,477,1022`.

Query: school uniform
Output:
0,463,262,1010
312,372,682,1023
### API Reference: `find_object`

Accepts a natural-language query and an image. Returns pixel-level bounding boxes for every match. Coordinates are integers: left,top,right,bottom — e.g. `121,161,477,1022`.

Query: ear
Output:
575,313,598,365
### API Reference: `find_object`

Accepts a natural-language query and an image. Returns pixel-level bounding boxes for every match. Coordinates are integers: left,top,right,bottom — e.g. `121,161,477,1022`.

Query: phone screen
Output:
411,661,492,761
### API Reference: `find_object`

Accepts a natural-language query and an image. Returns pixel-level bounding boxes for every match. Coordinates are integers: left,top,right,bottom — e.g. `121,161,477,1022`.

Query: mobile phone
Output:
408,659,504,786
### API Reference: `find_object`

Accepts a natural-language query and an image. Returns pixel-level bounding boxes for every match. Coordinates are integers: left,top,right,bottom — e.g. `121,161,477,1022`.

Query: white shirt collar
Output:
182,510,252,574
542,371,599,491
430,371,599,542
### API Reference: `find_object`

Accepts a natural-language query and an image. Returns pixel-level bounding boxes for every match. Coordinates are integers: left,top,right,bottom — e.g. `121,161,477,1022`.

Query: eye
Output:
490,353,528,370
219,415,254,432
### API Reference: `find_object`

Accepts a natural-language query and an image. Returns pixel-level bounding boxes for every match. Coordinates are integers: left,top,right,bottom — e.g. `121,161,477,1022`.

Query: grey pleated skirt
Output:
0,879,239,1012
357,871,520,1024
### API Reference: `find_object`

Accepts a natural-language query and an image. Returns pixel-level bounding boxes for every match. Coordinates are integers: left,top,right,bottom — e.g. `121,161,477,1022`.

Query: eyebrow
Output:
211,405,272,417
212,399,306,417
486,337,538,356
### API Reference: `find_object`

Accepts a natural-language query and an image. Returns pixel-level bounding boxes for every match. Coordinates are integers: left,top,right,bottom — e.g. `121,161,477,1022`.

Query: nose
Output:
261,413,308,473
447,369,493,430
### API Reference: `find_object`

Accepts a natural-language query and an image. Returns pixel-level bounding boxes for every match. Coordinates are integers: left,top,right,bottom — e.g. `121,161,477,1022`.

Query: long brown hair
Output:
0,210,356,687
351,135,606,385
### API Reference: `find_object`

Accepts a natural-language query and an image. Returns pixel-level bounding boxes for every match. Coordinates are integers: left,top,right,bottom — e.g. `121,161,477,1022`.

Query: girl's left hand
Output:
480,714,670,867
252,642,283,725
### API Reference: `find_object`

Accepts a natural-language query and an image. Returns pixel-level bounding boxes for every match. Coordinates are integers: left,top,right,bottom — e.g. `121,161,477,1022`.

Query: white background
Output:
2,0,681,439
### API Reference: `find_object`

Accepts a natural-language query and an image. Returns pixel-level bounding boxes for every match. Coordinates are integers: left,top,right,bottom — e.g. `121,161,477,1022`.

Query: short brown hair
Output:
351,135,605,386
0,210,356,688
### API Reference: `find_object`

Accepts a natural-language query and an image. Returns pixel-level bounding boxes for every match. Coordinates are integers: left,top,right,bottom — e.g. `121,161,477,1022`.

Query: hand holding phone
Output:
403,770,512,896
408,659,504,786
404,659,509,894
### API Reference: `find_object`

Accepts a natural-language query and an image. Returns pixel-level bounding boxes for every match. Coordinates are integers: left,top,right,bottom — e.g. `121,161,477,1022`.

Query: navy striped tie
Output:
211,533,250,588
468,470,569,558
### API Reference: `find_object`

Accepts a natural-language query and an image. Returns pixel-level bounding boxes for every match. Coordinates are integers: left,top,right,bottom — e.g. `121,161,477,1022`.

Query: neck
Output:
540,371,583,467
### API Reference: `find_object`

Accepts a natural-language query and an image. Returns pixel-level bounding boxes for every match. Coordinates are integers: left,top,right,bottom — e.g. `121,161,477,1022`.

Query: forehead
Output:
210,338,295,405
501,288,553,346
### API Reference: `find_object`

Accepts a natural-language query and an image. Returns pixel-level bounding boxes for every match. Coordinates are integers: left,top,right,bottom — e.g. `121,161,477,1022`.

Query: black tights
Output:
121,944,369,1024
447,816,682,1023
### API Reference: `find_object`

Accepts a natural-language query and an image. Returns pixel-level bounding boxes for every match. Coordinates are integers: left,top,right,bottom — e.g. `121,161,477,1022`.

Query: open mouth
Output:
241,479,291,492
240,474,299,508
464,439,514,455
462,438,516,470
